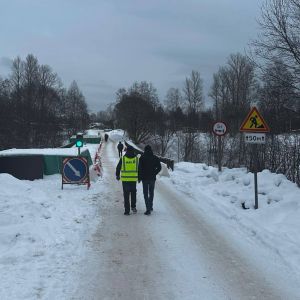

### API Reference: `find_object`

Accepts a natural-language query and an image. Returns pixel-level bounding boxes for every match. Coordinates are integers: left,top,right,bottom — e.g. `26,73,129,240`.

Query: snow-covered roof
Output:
0,147,89,156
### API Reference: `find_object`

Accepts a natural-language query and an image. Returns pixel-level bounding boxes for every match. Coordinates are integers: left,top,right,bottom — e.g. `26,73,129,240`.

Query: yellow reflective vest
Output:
121,156,139,182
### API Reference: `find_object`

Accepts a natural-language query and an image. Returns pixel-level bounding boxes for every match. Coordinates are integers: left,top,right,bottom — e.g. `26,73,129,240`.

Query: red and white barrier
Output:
92,142,103,177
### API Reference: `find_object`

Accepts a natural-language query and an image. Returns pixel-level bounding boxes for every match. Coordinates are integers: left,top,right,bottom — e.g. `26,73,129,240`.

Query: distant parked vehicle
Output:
104,128,112,132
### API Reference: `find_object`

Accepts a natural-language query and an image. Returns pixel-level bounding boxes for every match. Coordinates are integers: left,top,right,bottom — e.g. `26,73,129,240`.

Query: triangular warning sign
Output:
240,107,270,132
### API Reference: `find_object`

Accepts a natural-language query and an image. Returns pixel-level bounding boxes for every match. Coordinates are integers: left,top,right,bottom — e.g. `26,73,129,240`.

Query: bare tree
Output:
177,130,199,162
0,78,12,149
259,59,298,132
182,70,204,131
251,0,300,120
164,88,183,112
114,93,155,144
183,70,204,114
10,57,24,93
164,87,185,131
0,54,89,149
23,54,39,95
129,81,159,107
116,88,127,103
64,81,89,135
253,0,300,86
152,128,174,157
150,106,174,157
209,53,256,132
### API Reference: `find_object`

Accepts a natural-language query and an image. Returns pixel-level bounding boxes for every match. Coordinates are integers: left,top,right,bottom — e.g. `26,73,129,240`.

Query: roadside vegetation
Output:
0,55,89,149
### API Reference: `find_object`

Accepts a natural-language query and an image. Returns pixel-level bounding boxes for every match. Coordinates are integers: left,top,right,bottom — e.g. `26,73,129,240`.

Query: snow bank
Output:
161,163,300,274
107,129,125,142
0,143,103,299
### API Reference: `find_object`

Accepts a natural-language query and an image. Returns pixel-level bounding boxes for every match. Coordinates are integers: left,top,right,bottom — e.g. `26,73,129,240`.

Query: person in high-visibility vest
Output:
116,145,139,215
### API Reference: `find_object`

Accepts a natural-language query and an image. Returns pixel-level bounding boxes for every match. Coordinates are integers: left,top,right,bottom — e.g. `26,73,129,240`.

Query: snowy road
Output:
72,140,297,300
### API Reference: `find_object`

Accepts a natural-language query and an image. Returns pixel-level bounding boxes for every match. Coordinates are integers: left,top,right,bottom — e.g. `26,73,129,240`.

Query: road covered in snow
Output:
72,134,300,300
1,129,300,299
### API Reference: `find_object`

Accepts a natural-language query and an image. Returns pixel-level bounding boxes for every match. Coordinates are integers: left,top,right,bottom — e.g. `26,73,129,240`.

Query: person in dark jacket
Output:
116,145,139,215
138,145,161,215
117,141,124,158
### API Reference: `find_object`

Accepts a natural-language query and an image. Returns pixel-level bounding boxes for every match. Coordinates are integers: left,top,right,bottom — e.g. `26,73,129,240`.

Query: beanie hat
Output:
144,145,153,154
144,145,151,151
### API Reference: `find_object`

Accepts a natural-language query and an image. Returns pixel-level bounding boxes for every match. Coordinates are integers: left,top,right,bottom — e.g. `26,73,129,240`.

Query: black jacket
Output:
116,149,136,178
117,143,124,151
138,148,161,181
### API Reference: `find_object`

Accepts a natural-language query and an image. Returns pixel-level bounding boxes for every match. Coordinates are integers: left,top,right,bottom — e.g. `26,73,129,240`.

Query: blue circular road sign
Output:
63,157,88,183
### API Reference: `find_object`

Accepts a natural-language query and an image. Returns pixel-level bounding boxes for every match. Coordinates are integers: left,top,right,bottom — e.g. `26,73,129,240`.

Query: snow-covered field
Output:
1,129,300,299
0,143,104,299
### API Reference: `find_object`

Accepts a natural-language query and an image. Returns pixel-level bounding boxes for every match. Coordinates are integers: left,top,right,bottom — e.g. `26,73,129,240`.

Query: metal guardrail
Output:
124,142,174,171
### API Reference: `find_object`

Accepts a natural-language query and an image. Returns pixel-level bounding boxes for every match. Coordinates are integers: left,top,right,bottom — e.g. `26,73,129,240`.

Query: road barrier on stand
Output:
93,142,103,177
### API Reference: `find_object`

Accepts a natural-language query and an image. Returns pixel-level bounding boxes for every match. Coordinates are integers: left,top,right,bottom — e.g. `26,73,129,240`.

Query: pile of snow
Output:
0,143,103,299
0,173,102,299
161,163,300,273
107,129,125,142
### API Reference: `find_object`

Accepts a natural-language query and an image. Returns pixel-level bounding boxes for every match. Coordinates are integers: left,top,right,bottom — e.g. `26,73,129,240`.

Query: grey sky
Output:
0,0,262,112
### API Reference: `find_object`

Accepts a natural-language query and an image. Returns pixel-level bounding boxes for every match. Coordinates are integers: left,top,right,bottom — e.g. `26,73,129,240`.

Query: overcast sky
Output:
0,0,262,112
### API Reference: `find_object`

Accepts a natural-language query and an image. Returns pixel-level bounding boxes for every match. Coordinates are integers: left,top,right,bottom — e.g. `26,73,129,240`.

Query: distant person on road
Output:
104,133,109,142
117,141,124,158
116,145,139,215
138,145,161,215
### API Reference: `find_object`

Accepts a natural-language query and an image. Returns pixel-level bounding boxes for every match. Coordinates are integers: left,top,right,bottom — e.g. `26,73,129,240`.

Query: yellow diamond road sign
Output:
240,107,270,132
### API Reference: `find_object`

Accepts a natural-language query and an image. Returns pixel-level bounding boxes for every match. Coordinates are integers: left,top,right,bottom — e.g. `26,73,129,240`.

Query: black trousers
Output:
142,180,155,211
122,182,137,213
118,150,122,157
